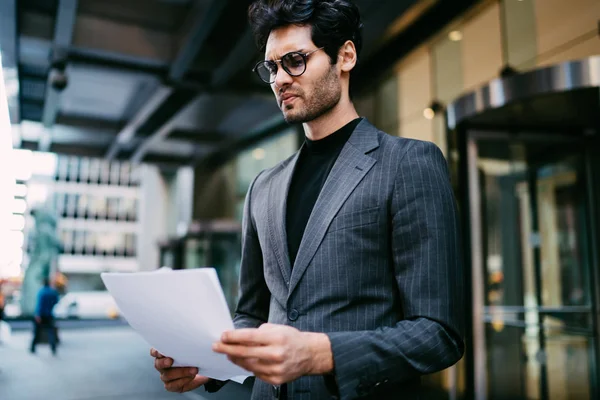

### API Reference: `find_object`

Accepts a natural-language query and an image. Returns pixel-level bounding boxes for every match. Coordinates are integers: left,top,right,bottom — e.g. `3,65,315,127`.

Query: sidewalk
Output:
0,326,251,400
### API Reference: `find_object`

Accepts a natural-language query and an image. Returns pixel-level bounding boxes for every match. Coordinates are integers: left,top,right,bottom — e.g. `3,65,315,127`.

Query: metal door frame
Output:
463,128,600,400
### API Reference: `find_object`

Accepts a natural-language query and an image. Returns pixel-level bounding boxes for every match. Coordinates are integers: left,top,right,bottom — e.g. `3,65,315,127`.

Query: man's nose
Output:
273,64,293,89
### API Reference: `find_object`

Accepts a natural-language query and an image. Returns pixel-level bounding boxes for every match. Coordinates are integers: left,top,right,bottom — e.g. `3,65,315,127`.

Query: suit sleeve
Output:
325,140,465,400
232,170,270,329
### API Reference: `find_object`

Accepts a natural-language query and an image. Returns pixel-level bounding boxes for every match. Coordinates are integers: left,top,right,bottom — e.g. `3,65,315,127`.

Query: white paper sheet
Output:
101,268,251,384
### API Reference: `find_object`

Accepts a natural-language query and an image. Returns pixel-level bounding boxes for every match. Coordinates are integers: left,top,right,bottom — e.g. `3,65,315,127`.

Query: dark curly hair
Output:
248,0,363,68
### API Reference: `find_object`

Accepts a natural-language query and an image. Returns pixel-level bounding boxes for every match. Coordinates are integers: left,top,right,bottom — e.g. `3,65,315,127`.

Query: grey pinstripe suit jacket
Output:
233,119,464,400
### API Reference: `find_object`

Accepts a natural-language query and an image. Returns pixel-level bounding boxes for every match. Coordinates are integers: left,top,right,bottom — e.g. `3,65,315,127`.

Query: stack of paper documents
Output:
101,267,251,383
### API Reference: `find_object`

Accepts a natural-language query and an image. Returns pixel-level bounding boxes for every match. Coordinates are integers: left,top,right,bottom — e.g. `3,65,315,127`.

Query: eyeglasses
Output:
252,48,324,84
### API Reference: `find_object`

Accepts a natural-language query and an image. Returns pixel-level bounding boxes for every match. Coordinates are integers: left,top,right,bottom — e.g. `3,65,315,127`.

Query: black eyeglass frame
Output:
252,47,325,84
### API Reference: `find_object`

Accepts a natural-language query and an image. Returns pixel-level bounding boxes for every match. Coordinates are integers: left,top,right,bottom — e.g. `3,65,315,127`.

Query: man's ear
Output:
339,40,357,73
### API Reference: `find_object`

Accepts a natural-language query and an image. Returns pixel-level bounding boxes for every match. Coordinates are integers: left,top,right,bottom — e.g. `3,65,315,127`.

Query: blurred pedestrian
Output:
30,278,59,355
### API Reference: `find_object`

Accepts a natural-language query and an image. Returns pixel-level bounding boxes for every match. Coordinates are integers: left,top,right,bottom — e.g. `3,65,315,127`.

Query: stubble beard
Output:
281,65,341,124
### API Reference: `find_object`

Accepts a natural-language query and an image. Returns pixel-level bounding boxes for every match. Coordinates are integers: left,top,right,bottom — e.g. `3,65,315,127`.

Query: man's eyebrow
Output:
266,48,308,61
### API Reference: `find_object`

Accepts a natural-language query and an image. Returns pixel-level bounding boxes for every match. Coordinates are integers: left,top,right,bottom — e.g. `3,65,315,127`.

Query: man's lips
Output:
279,94,299,105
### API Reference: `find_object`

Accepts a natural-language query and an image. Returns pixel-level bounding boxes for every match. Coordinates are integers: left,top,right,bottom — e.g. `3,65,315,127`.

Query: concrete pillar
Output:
137,164,169,271
165,166,194,237
137,165,196,270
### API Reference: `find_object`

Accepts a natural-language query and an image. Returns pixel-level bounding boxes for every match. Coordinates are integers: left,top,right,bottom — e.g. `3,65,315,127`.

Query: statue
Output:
20,208,63,316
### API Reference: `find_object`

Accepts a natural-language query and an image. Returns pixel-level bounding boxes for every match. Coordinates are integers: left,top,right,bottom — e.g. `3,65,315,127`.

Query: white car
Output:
3,301,21,318
54,291,120,319
2,291,22,318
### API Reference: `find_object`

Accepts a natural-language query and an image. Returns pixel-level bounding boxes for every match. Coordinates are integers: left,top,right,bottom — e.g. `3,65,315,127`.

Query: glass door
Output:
467,132,599,400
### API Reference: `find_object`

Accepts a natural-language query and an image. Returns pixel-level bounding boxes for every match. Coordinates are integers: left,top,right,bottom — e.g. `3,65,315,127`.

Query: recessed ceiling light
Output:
449,30,463,42
423,108,435,120
252,148,265,160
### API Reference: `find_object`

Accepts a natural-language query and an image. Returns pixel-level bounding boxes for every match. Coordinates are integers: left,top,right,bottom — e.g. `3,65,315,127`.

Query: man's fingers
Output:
164,375,210,393
228,355,278,376
151,346,207,394
160,367,199,383
181,375,211,392
214,343,284,362
220,329,279,346
164,376,194,392
256,373,287,386
150,348,164,358
227,356,262,373
232,359,287,385
154,356,174,371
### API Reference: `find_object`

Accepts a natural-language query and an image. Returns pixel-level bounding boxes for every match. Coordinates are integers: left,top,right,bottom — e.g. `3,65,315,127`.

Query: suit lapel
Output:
267,151,301,285
288,120,379,296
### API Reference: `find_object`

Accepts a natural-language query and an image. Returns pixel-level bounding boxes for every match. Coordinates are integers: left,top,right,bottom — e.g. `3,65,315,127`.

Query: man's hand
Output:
212,323,334,385
34,316,41,324
151,348,210,392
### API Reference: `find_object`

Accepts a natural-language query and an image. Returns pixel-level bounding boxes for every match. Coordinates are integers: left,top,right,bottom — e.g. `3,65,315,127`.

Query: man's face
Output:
265,25,341,124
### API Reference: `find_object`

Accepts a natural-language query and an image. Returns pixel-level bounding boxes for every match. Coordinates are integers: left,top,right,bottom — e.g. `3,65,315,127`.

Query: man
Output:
153,1,464,399
30,278,59,355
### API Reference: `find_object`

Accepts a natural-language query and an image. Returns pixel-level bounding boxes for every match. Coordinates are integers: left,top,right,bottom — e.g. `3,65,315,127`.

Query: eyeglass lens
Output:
256,52,306,83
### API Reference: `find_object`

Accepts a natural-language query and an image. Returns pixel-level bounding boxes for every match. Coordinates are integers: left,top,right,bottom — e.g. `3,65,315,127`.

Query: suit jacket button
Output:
288,309,299,321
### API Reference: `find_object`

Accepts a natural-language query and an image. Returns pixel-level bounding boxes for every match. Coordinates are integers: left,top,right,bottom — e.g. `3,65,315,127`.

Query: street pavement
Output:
0,325,253,400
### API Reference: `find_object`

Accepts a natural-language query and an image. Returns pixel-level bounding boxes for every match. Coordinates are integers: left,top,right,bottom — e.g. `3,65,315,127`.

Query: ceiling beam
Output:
121,79,162,123
107,2,275,165
105,85,172,160
128,98,185,164
66,48,269,95
51,126,116,146
39,0,78,152
211,28,257,87
50,142,106,157
124,0,230,163
128,1,433,167
169,0,229,82
55,114,122,132
68,47,169,77
21,141,109,158
0,0,20,143
20,120,117,147
127,20,267,164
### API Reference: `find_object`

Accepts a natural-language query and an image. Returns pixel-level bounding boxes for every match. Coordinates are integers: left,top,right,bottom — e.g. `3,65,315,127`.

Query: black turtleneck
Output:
286,117,362,267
